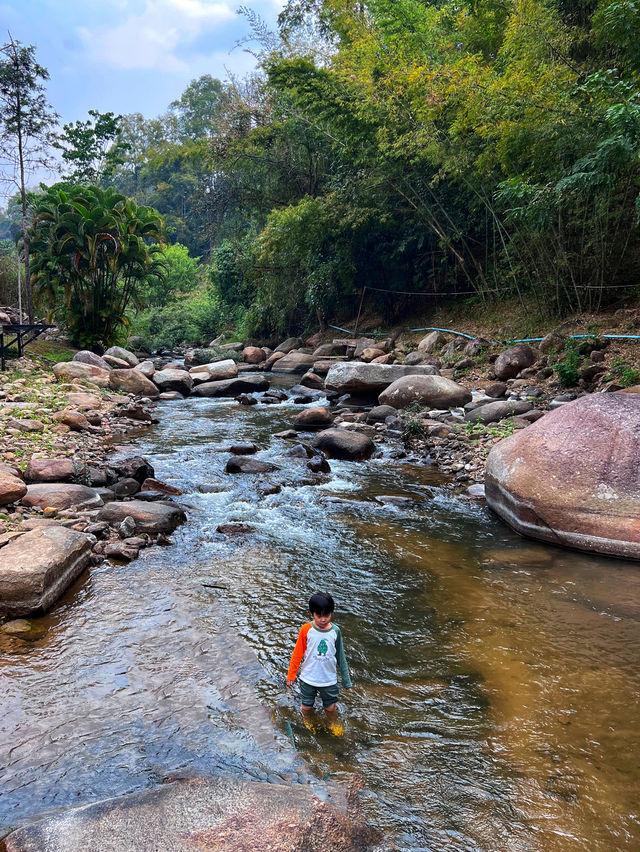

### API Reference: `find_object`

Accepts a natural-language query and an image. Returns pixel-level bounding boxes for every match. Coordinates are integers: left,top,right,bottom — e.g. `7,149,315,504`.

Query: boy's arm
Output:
335,627,353,688
286,624,310,683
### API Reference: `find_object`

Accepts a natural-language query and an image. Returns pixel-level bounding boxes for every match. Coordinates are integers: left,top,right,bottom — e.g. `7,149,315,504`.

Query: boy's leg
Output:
320,685,343,734
298,681,317,717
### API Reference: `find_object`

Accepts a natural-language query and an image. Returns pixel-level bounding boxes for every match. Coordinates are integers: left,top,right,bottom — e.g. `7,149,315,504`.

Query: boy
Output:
286,592,352,734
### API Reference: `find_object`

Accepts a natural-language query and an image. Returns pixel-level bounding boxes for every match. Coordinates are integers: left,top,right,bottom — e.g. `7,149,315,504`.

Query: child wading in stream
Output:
286,592,352,735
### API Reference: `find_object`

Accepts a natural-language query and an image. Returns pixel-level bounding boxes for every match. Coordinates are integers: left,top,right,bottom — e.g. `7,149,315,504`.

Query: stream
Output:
1,377,639,851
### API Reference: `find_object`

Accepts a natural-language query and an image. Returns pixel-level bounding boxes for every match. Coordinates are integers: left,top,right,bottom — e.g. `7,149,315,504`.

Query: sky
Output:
1,0,285,126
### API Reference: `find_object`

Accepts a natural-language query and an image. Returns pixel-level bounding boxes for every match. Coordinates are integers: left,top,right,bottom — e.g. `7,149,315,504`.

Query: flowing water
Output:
1,379,639,850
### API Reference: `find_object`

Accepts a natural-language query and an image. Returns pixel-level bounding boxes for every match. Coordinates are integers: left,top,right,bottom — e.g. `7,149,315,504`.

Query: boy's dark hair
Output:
309,592,334,616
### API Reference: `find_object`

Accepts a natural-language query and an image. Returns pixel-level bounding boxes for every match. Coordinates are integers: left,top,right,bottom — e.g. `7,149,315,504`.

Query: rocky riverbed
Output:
2,332,640,851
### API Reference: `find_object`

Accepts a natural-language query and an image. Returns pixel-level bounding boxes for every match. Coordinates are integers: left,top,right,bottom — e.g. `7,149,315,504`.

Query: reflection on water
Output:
1,382,639,850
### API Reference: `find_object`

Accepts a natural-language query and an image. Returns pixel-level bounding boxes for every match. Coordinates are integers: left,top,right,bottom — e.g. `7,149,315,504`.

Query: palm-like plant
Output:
30,185,166,348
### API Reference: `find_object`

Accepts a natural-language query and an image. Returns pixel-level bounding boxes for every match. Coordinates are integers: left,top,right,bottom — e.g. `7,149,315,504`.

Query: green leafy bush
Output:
553,340,583,386
605,356,640,387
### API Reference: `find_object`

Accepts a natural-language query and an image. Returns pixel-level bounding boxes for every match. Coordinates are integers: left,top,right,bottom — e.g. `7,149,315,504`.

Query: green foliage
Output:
130,286,235,351
605,355,640,386
553,339,583,386
29,184,166,349
55,110,129,184
464,418,516,440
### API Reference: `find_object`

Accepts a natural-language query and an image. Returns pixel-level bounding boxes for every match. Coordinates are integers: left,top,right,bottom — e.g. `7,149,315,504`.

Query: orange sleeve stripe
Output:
287,623,311,681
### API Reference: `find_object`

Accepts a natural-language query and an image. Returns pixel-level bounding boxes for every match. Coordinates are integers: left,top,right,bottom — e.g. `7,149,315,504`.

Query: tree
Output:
55,110,130,184
169,75,230,140
29,185,166,348
0,36,57,321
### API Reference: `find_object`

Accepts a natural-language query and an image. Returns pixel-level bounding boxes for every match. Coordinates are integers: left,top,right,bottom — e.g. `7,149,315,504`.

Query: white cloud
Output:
78,0,235,72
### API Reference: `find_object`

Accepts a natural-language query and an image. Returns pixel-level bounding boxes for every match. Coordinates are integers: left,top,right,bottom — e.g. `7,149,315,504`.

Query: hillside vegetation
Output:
1,0,639,349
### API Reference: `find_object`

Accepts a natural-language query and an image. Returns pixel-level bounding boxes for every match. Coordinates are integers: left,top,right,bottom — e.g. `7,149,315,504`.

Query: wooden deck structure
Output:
0,322,55,370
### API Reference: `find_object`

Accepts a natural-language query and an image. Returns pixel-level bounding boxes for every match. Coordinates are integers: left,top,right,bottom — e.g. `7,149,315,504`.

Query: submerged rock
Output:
0,525,92,617
225,457,280,474
2,776,382,852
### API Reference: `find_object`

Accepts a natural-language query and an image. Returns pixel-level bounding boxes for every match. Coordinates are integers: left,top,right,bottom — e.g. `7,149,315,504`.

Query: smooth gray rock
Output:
152,368,193,396
325,362,439,396
0,525,92,617
192,375,270,396
72,351,111,371
464,399,532,424
104,345,139,367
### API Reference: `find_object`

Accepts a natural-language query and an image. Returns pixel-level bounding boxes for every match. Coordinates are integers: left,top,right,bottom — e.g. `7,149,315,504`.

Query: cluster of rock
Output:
0,453,185,620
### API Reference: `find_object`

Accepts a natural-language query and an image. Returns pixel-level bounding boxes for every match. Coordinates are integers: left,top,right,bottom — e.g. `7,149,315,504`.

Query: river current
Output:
1,379,639,850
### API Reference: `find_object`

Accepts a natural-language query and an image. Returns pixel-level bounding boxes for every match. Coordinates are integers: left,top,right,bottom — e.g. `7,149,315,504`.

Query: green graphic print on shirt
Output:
317,639,328,656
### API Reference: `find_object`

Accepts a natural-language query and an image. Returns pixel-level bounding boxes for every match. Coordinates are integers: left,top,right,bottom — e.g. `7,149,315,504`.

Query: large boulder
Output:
2,776,380,852
379,375,471,409
21,483,103,510
24,458,76,483
109,369,160,397
275,337,303,354
192,375,269,397
0,470,27,506
53,362,111,388
0,525,92,617
272,352,317,374
493,344,537,380
312,428,375,460
464,399,533,424
485,394,640,558
189,359,238,383
72,350,111,371
104,345,139,367
97,500,186,533
152,368,193,396
326,363,439,396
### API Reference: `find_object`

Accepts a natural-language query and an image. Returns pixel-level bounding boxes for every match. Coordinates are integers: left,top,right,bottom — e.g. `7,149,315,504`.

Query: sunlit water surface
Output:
1,379,639,851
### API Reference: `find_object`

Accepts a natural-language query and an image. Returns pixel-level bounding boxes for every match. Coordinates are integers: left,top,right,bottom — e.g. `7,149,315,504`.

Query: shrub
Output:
553,340,583,386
